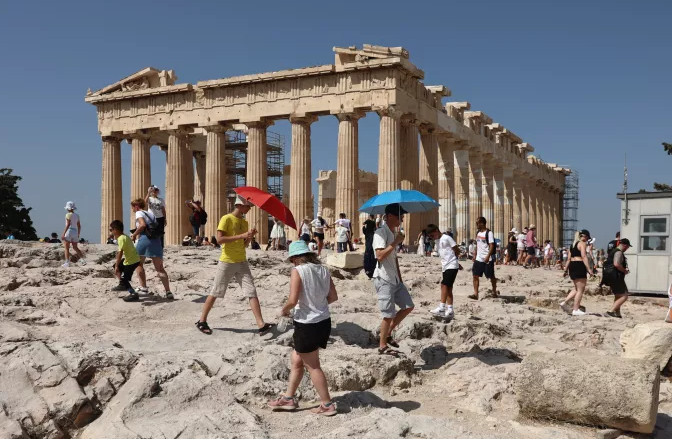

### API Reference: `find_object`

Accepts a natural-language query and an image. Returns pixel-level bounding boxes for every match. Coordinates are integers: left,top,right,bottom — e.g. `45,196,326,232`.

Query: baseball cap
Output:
385,203,407,217
234,196,252,206
510,228,518,234
151,185,160,191
620,238,631,246
579,229,591,239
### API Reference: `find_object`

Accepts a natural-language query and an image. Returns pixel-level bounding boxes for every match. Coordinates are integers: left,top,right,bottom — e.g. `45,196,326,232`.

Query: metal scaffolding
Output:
562,169,579,248
224,130,285,201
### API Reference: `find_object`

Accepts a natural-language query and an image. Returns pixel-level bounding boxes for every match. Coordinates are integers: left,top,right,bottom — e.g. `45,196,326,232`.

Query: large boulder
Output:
326,252,364,269
620,321,672,371
515,352,660,433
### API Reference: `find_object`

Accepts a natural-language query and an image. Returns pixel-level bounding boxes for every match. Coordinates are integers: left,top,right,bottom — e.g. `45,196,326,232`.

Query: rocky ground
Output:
0,241,672,438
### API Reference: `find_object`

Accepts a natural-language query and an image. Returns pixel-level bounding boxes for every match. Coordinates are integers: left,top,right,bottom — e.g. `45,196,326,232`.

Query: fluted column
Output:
204,127,226,239
556,190,564,247
194,152,206,203
245,121,270,244
290,115,318,241
542,185,550,243
400,118,420,244
535,181,543,241
377,108,401,193
101,137,122,243
419,126,439,226
481,155,495,231
502,166,514,239
521,176,530,229
129,136,151,227
468,150,483,238
453,144,470,244
493,162,505,237
165,131,190,245
513,173,523,231
437,139,455,233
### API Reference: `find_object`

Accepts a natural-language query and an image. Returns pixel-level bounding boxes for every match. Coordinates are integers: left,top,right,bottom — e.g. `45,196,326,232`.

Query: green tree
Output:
653,183,672,191
662,142,672,155
0,168,38,240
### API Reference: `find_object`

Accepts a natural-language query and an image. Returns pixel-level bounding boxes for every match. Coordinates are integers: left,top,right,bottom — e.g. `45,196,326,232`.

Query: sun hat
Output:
529,224,536,229
64,201,77,210
288,240,314,258
234,196,252,206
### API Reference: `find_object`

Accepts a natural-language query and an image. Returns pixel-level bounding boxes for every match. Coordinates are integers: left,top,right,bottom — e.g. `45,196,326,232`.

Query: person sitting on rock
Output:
267,240,338,416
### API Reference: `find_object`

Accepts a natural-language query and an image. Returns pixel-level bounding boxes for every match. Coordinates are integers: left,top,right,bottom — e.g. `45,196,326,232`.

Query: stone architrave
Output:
290,115,318,241
493,162,505,237
453,143,470,244
400,117,420,245
101,137,122,243
437,139,455,233
128,135,151,227
165,130,191,245
480,155,495,232
245,121,270,244
418,125,439,226
204,126,226,238
334,112,362,242
377,107,401,194
468,149,483,238
502,166,514,238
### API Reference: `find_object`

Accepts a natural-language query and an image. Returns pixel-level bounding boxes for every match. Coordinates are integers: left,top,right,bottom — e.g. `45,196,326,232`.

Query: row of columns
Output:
100,110,564,247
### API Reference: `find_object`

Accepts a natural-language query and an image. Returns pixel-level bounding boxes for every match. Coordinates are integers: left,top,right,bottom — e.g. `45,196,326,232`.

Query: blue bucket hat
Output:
288,240,313,258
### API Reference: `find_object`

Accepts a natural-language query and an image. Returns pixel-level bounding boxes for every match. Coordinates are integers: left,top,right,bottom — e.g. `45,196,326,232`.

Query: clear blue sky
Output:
0,0,671,246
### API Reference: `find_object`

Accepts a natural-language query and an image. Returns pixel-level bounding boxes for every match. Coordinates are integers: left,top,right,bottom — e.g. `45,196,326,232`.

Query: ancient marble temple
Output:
86,44,569,245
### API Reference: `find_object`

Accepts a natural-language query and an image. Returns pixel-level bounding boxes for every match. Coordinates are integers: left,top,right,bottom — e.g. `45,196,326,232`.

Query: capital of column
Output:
243,120,274,130
452,140,471,151
418,122,436,135
102,135,123,143
290,114,319,125
123,130,151,144
202,124,229,134
332,111,364,122
374,106,402,119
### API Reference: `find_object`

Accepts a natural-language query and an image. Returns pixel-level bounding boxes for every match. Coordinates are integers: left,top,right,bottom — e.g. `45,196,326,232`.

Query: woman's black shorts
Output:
527,246,536,256
568,261,587,280
441,269,458,287
293,318,331,354
300,233,311,243
313,232,325,241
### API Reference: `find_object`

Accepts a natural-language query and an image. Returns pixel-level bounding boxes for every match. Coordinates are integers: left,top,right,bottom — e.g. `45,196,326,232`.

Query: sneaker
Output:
136,287,149,294
444,309,454,319
571,309,586,316
311,402,337,417
79,259,87,266
62,262,70,268
606,311,619,318
122,293,140,302
430,307,446,317
267,395,298,411
111,284,129,292
165,292,174,300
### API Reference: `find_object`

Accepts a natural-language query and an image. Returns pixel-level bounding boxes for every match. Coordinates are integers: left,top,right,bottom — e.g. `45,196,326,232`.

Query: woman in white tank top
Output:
61,201,86,267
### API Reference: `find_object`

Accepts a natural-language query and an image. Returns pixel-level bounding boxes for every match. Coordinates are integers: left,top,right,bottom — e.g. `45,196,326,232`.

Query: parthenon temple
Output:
86,44,570,246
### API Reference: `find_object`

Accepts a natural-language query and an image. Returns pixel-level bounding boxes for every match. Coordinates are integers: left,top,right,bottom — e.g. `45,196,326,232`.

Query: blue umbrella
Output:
359,189,440,215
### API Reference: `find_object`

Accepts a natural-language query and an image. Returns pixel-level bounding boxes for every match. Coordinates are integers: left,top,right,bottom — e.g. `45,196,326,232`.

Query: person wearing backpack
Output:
186,199,207,245
469,217,498,300
603,238,631,318
127,198,173,301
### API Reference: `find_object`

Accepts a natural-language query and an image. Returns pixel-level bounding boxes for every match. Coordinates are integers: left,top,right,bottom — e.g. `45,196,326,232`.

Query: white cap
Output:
234,196,252,206
510,228,518,234
64,201,77,210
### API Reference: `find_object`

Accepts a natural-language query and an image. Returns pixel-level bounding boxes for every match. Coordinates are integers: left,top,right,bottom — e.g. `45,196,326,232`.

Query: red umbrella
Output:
234,186,297,230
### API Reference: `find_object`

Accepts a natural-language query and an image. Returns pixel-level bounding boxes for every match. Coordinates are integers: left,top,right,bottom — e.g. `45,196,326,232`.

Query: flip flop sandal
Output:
195,321,213,335
378,346,401,357
386,336,400,348
258,323,274,336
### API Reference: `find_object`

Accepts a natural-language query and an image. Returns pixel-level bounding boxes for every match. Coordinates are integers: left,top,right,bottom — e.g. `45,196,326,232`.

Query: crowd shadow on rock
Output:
189,294,208,303
389,400,421,413
497,295,527,304
420,345,522,371
213,327,262,334
333,321,376,348
332,390,420,414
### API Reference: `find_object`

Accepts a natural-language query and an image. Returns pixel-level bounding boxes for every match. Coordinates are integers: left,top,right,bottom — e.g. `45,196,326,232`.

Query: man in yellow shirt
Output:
109,220,141,295
196,196,272,335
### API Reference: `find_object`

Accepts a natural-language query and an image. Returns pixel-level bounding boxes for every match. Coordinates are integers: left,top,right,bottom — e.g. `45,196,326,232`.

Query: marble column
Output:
129,136,151,228
419,126,439,226
437,139,455,233
528,183,537,234
556,190,564,247
468,150,483,239
453,144,470,244
165,131,190,245
481,155,495,231
245,122,270,244
542,185,550,244
101,137,122,243
193,152,206,204
521,176,530,229
502,166,514,239
204,127,226,239
535,182,543,241
493,162,505,237
290,115,318,241
400,118,420,245
377,108,401,193
512,174,523,231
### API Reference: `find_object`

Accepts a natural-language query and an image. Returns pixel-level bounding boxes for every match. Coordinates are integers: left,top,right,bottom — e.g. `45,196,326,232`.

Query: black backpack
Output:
198,209,208,225
141,211,162,239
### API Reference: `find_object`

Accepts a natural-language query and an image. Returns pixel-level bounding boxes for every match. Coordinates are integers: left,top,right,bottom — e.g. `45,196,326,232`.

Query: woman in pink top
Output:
523,224,538,268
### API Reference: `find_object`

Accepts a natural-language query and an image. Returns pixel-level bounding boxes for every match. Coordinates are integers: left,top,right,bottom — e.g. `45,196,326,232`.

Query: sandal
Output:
195,321,213,335
467,294,479,300
378,346,401,357
386,335,400,348
258,323,274,336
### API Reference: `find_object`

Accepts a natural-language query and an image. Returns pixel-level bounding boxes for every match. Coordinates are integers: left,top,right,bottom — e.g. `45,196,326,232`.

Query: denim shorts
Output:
135,234,163,258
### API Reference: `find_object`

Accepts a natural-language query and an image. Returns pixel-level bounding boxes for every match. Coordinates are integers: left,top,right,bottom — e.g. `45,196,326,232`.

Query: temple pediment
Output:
87,67,177,97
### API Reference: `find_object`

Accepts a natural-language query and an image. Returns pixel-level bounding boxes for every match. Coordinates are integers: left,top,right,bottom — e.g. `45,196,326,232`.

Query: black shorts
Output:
568,261,587,280
300,233,311,243
313,232,325,240
605,270,629,295
293,318,331,353
472,260,495,279
441,269,458,287
527,246,536,256
114,261,140,287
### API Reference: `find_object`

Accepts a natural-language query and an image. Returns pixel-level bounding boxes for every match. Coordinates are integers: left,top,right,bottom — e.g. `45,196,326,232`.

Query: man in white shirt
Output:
426,224,460,319
372,203,414,355
516,227,527,265
335,213,353,250
470,216,498,300
145,185,166,246
310,212,329,256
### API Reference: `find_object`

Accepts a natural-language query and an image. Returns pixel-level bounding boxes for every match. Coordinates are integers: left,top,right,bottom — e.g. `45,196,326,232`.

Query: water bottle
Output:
277,315,292,332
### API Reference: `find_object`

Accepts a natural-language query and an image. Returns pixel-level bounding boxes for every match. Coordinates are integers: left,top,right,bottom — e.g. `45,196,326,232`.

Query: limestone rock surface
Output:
620,321,672,371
